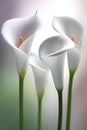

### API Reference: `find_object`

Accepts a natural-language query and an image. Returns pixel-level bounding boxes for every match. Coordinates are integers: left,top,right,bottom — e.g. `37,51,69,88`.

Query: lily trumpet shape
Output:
39,34,74,89
39,34,74,130
29,53,49,96
52,16,84,70
29,53,49,130
52,16,83,47
1,12,40,77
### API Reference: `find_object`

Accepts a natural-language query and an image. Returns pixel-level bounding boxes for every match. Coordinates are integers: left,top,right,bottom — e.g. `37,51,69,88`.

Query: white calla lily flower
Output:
39,34,74,89
1,12,40,76
1,13,40,130
29,53,49,130
29,53,49,96
52,16,83,47
52,16,84,70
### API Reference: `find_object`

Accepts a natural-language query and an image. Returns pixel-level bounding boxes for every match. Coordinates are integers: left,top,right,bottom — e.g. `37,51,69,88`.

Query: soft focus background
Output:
0,0,87,130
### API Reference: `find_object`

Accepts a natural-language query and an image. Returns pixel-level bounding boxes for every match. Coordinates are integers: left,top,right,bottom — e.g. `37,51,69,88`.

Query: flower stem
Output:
57,88,63,130
19,75,24,130
65,69,76,130
38,94,43,130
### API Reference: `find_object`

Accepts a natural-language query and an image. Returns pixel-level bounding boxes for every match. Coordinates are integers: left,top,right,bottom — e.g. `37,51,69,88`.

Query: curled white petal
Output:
14,48,27,73
52,16,84,47
39,34,73,88
39,49,68,88
47,52,67,88
67,47,80,69
39,34,74,58
1,12,39,48
29,53,49,94
19,33,35,55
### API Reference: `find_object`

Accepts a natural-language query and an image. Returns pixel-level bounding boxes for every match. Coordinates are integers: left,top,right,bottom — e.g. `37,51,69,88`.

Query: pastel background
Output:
0,0,87,130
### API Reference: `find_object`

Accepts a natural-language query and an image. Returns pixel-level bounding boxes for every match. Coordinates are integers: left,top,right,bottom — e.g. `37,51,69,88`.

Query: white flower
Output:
29,53,49,95
52,16,83,47
1,12,40,76
39,34,74,89
68,48,80,70
52,16,84,70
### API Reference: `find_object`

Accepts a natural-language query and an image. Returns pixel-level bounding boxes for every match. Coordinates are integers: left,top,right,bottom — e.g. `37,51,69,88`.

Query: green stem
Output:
38,94,43,130
57,89,63,130
65,69,76,130
19,75,24,130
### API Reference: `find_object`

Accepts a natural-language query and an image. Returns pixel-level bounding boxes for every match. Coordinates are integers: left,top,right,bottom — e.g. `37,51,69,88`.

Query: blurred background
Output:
0,0,87,130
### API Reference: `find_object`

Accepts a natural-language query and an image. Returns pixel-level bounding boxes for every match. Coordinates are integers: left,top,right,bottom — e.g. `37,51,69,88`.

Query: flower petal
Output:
29,53,49,94
13,48,27,74
0,33,28,73
39,34,74,58
39,35,71,88
49,52,67,88
67,47,80,70
52,16,84,46
29,53,48,71
19,33,35,55
0,30,28,73
39,47,67,88
1,12,40,48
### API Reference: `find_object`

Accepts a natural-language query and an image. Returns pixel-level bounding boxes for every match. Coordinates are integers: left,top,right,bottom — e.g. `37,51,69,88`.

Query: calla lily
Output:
52,17,84,100
39,34,74,130
39,34,74,89
52,16,84,70
0,12,40,130
52,16,83,47
29,53,49,130
52,16,84,77
52,16,84,130
29,53,49,96
1,12,40,76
